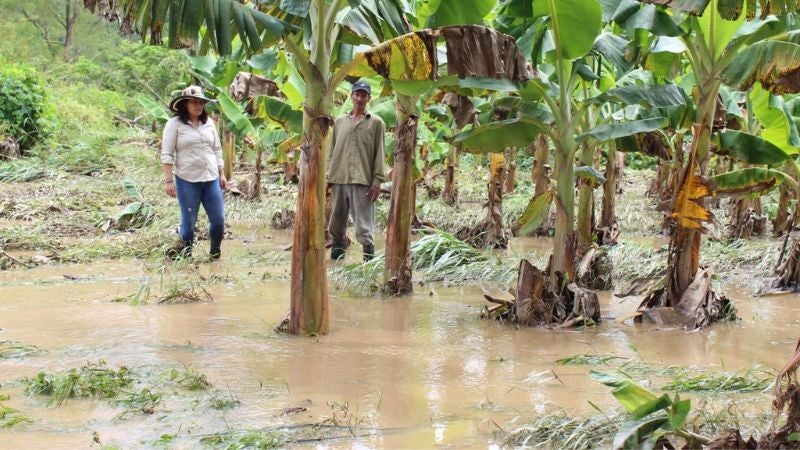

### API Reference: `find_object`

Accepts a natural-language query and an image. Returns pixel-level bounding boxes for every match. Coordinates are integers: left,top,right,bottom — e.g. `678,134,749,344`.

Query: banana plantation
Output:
4,0,800,447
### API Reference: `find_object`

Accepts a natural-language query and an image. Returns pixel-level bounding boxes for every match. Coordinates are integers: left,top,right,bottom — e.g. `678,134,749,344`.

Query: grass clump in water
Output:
115,387,162,415
167,366,212,391
0,394,33,428
502,410,622,449
23,361,134,407
0,340,43,359
200,430,285,449
208,389,241,410
556,354,628,366
662,367,772,393
331,229,517,295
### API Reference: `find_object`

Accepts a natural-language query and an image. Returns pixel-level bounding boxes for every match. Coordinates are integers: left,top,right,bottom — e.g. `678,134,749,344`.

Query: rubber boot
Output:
210,246,221,260
166,240,192,260
363,244,375,262
331,240,347,260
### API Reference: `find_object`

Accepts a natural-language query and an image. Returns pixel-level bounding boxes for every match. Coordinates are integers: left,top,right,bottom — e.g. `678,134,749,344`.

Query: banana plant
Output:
591,370,710,449
341,1,529,295
89,0,529,333
606,0,800,313
456,0,685,285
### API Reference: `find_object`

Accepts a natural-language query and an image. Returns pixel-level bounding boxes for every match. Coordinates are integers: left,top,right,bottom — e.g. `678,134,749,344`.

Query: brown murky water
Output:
1,237,799,449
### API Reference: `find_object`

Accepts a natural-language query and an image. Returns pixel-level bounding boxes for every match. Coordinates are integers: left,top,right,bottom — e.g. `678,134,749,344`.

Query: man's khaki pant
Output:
328,184,375,247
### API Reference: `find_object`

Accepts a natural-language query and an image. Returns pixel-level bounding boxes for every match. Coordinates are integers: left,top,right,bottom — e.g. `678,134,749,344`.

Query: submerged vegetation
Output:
0,396,32,429
3,0,800,447
22,361,214,411
0,341,42,359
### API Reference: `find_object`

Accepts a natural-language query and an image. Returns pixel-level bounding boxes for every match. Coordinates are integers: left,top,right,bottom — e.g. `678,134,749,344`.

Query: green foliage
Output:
662,369,772,393
0,61,50,149
0,160,49,182
200,430,285,449
0,397,32,428
167,366,212,391
24,361,135,407
591,371,705,449
64,40,191,102
626,153,658,170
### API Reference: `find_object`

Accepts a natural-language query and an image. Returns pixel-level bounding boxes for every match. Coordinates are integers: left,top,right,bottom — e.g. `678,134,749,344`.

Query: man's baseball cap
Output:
351,80,371,95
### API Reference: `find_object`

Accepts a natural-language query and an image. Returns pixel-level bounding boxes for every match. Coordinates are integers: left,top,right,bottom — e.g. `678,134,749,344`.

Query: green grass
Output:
167,366,212,391
503,410,622,449
0,396,32,428
23,361,135,407
330,229,519,296
556,354,629,366
662,368,772,393
0,161,49,182
200,430,285,449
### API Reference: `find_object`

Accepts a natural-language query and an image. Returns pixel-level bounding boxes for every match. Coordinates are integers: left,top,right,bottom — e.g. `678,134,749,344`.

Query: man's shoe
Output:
210,248,221,260
362,244,375,262
166,240,192,260
331,241,346,260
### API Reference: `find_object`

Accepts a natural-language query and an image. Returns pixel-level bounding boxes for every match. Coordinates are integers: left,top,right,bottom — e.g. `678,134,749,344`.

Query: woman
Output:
161,85,227,260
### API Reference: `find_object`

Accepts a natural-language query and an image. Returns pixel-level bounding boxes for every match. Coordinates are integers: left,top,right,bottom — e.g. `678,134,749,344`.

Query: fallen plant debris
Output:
482,259,601,328
0,394,32,428
22,361,216,416
758,337,800,448
502,409,623,449
556,354,628,366
635,268,737,329
111,275,214,305
23,361,135,407
0,340,43,359
663,368,773,393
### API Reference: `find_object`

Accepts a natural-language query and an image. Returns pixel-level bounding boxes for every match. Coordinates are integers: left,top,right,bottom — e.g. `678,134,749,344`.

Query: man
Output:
327,79,386,261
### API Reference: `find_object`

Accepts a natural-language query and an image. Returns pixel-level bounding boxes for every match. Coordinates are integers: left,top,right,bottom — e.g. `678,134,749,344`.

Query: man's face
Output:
351,90,370,108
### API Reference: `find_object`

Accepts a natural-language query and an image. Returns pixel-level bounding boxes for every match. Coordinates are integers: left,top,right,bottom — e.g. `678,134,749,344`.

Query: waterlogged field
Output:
0,233,798,448
0,162,794,448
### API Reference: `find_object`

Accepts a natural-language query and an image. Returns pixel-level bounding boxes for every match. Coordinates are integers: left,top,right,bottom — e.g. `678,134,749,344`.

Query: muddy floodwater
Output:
1,237,799,448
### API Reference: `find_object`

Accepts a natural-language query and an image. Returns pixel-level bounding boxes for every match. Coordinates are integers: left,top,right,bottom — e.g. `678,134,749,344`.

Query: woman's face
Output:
186,99,206,119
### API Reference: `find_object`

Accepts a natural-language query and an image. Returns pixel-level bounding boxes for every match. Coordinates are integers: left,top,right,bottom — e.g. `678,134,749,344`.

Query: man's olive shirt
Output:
327,112,386,187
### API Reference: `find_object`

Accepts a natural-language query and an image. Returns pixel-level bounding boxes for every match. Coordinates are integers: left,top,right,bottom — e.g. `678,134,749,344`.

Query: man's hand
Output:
165,180,177,198
219,174,228,190
367,185,380,202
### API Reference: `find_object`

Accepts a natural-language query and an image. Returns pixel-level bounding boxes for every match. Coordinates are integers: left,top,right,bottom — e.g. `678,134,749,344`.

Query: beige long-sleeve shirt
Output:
161,116,223,182
327,112,386,187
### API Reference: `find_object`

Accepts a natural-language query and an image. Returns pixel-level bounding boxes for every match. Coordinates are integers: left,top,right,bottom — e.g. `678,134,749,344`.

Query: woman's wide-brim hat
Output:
169,85,216,112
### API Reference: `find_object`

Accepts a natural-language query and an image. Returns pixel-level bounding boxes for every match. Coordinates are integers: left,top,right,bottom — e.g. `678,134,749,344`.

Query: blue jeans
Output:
174,175,225,252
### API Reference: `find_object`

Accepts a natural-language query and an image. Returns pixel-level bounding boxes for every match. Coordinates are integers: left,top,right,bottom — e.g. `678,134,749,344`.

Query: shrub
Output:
0,61,50,150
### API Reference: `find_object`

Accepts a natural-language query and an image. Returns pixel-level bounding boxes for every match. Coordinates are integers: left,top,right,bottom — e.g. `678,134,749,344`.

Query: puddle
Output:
1,257,797,448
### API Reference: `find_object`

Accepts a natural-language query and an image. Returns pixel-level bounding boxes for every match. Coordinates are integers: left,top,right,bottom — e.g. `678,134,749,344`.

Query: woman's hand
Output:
165,180,177,198
219,174,228,190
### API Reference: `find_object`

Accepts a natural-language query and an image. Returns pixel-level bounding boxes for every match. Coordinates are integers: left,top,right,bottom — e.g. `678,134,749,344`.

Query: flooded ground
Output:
1,235,798,449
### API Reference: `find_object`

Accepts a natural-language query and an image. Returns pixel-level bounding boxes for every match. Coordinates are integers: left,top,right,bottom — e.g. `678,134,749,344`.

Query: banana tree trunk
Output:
487,152,506,247
576,142,595,254
289,100,331,335
223,130,235,181
774,185,791,235
666,122,711,304
599,140,618,245
504,148,516,193
442,144,459,205
288,2,333,335
532,135,550,195
552,136,577,282
384,95,418,295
